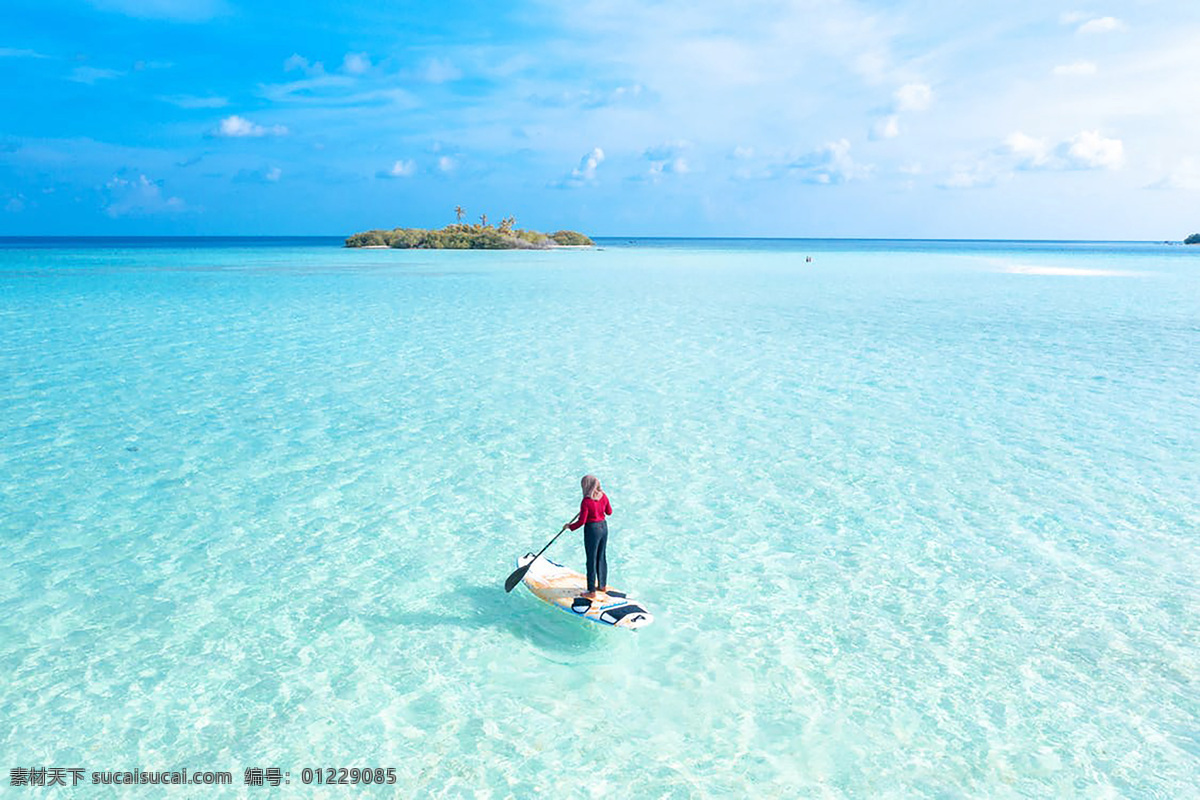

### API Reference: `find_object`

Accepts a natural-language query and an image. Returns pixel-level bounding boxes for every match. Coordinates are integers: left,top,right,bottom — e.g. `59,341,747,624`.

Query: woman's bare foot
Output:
581,591,598,600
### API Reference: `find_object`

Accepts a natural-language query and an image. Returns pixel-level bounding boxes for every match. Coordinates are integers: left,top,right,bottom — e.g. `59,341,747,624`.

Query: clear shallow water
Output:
1,238,1197,798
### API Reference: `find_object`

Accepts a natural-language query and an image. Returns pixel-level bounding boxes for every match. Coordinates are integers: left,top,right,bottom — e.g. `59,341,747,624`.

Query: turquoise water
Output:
1,238,1197,797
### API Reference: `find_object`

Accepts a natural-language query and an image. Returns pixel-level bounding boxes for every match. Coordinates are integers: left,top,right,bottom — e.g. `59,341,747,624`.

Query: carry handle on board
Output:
504,514,579,593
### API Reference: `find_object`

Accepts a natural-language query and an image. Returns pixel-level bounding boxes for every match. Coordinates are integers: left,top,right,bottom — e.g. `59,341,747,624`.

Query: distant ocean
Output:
2,237,1196,797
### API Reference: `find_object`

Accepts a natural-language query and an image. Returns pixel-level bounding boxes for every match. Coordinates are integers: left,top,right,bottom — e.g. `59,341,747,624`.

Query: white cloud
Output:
531,83,647,109
898,162,923,175
257,74,369,105
5,195,26,213
284,53,325,75
729,139,871,183
103,173,185,217
69,66,123,84
573,147,605,180
87,0,227,21
160,94,228,108
787,139,871,184
1059,11,1091,24
1005,131,1052,168
1078,16,1126,34
1064,130,1123,169
1001,130,1122,171
1052,61,1097,77
341,52,371,75
871,115,900,140
437,155,457,172
265,166,282,182
647,158,688,179
213,115,288,138
420,58,462,83
378,159,417,178
640,142,691,181
553,147,606,188
0,48,49,59
875,83,930,139
732,145,755,160
894,83,933,112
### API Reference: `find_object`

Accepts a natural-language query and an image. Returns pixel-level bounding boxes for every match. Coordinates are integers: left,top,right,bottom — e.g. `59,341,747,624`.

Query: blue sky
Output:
2,0,1198,238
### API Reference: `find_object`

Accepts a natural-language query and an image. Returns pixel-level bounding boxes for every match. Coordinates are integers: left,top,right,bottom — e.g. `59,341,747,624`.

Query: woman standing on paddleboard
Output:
568,475,615,600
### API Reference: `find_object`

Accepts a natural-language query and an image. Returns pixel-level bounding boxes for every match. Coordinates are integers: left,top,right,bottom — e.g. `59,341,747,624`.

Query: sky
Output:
1,0,1198,238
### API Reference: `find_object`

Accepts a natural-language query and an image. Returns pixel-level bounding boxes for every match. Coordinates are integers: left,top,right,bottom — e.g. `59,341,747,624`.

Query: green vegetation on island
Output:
345,209,594,249
1184,233,1200,245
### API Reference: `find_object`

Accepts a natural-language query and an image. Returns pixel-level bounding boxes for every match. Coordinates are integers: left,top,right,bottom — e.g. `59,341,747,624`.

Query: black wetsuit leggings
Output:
584,521,608,592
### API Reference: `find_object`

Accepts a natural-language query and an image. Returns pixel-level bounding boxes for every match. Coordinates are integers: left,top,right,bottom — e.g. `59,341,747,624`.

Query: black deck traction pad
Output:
599,604,647,624
570,597,593,613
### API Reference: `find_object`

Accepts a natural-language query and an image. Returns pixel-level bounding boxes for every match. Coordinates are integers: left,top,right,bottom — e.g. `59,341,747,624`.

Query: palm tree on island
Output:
479,213,488,228
455,205,465,224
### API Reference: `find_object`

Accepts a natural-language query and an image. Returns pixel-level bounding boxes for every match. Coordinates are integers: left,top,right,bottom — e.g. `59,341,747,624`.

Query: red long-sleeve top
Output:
569,493,612,530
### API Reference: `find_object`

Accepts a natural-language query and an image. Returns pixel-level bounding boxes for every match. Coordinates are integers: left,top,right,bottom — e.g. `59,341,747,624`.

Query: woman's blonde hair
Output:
581,474,602,500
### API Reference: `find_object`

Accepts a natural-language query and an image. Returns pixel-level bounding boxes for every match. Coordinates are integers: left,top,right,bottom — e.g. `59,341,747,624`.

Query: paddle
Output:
504,515,578,593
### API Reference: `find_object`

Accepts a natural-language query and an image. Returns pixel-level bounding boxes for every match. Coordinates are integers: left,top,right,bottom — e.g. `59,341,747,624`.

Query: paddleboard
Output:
516,553,654,629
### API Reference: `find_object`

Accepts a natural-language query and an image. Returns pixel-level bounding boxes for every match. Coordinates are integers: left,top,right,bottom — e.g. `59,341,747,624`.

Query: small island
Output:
1184,233,1200,245
346,208,593,250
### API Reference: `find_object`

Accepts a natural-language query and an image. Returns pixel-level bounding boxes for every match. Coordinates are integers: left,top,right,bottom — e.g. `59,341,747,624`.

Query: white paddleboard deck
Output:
517,553,654,629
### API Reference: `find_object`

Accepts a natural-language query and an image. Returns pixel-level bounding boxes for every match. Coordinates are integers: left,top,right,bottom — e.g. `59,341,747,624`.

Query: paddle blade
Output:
504,563,530,593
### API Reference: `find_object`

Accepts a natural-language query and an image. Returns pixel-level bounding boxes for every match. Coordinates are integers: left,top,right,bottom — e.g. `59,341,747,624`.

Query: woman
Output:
568,474,618,600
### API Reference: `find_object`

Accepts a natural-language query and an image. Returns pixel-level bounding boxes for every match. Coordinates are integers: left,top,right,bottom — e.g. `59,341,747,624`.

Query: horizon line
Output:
0,235,1188,244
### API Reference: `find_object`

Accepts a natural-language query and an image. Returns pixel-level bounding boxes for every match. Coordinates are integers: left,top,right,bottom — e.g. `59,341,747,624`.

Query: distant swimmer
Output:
805,256,813,263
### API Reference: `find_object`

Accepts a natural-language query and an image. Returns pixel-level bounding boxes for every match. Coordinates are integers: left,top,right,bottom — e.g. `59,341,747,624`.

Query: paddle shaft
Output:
504,514,579,592
528,519,574,564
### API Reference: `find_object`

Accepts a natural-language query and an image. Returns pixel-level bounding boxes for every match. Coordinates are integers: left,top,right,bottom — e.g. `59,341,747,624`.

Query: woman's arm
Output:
604,494,612,515
568,499,588,530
